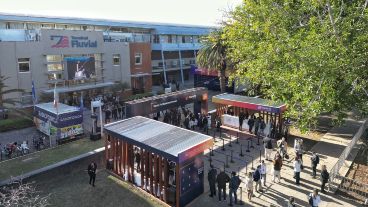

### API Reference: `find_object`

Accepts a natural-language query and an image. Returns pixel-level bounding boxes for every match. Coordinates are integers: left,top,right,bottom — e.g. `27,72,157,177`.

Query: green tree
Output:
197,29,229,92
0,76,24,107
223,0,368,131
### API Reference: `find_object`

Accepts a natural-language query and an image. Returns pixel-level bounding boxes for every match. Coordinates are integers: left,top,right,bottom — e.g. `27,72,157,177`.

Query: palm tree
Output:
197,29,228,92
0,76,24,107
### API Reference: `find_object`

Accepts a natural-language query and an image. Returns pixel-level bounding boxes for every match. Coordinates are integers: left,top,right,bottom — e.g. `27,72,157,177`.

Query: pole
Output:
259,150,262,163
236,132,239,144
240,144,244,157
91,101,94,134
222,139,225,151
250,138,254,149
99,103,103,136
230,150,234,163
245,161,248,174
257,135,260,145
251,156,254,170
229,134,232,147
226,156,229,168
210,147,214,156
246,140,250,152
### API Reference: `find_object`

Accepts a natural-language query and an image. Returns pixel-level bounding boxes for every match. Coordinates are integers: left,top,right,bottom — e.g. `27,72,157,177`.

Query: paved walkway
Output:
189,119,365,207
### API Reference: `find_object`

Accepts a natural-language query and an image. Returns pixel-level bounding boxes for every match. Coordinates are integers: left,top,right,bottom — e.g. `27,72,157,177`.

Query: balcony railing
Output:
151,43,202,51
0,29,41,42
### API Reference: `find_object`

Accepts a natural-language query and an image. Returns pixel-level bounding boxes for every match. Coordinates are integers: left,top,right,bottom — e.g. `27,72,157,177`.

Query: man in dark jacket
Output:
310,151,320,178
238,111,245,131
248,115,255,134
208,165,217,197
216,168,230,202
88,161,97,187
229,171,241,206
320,165,329,193
253,165,263,192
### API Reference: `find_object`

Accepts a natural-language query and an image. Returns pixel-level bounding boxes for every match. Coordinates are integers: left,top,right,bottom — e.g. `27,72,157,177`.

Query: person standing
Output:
208,165,217,197
263,137,273,161
310,152,320,178
245,172,253,201
320,165,329,193
229,171,241,206
248,115,255,134
308,189,321,207
260,160,267,186
88,161,97,187
294,158,302,185
253,165,263,193
238,111,245,131
216,168,230,202
254,116,260,136
135,150,141,172
272,153,283,183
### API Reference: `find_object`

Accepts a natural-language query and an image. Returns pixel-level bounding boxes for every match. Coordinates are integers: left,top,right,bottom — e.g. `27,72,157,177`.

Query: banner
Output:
60,124,83,139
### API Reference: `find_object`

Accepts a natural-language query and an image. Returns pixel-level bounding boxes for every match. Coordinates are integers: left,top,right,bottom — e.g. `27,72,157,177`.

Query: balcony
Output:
0,29,41,42
151,43,202,51
152,58,195,72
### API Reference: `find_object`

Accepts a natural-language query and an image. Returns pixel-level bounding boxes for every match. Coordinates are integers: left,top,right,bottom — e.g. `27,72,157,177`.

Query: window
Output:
18,58,30,72
135,53,142,65
47,64,63,72
113,54,120,66
46,55,62,62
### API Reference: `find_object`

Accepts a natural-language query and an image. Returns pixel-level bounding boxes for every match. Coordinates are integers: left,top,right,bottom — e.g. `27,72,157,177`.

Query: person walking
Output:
216,168,230,202
208,165,217,197
308,189,321,207
263,137,273,161
294,157,302,185
88,161,97,187
320,165,329,193
239,111,245,131
253,165,263,193
245,172,254,201
229,171,241,206
260,160,267,186
272,153,283,183
254,116,260,136
310,152,320,178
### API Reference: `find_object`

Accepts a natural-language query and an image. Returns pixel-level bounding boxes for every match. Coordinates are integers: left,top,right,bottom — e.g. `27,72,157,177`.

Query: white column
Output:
178,50,184,84
161,49,167,84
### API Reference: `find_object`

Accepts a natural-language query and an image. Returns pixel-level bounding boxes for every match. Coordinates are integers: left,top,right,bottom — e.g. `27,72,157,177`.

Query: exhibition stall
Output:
104,116,213,207
34,102,84,141
212,93,287,138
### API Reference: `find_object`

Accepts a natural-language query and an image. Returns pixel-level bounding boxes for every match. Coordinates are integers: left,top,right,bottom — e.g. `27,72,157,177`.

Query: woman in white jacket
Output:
294,158,302,186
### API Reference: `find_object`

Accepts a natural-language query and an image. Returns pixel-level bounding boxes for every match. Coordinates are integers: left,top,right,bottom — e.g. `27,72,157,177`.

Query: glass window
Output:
153,35,160,43
18,58,30,73
46,55,62,62
48,73,63,80
47,64,63,72
160,35,169,43
135,53,142,65
113,54,120,66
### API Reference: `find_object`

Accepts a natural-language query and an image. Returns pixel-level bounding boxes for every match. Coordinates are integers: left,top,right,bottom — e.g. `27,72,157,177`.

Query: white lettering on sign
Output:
152,100,177,108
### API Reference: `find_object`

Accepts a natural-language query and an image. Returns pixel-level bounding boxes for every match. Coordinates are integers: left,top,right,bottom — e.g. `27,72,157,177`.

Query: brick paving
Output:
188,120,365,207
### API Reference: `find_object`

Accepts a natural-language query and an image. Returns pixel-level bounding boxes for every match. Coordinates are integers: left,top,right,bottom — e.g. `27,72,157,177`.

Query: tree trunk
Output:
219,68,226,93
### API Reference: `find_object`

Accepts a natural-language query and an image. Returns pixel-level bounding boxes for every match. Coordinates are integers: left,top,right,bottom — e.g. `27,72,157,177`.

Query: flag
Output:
53,83,59,114
31,80,37,104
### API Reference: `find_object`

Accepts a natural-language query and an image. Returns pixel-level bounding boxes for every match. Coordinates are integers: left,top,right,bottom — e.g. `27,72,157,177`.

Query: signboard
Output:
60,124,83,139
125,88,208,118
34,117,50,136
180,157,204,207
35,106,83,128
65,56,96,80
178,139,213,163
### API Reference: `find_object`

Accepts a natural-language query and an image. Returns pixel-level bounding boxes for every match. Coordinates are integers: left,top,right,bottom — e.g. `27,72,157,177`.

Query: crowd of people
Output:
206,136,328,207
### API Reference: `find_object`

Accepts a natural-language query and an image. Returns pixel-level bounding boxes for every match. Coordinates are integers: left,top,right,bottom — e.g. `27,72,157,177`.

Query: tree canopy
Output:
223,0,368,131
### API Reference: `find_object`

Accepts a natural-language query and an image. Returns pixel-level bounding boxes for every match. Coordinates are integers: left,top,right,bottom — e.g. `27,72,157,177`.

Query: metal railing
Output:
336,174,368,200
328,119,367,192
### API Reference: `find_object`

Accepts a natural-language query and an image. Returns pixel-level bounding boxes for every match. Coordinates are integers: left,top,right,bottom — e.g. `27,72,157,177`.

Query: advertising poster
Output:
65,56,95,80
60,124,83,139
34,117,50,136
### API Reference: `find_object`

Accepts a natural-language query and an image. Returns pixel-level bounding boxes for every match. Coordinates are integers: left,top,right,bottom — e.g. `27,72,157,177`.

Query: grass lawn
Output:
0,138,104,181
34,169,163,207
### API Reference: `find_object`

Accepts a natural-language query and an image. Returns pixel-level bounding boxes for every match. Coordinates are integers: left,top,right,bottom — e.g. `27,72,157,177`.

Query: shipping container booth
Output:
33,102,84,141
212,93,287,139
104,116,213,207
124,87,208,118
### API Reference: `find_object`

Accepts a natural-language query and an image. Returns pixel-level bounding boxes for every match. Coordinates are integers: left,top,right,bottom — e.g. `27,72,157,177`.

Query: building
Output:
0,13,211,107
